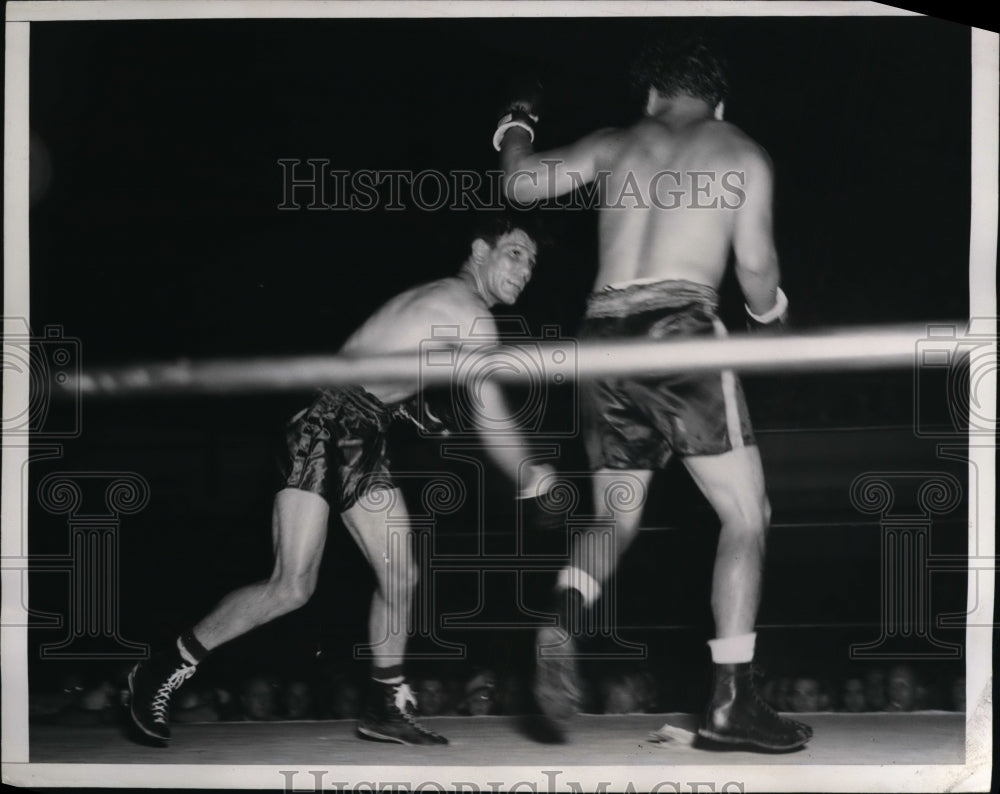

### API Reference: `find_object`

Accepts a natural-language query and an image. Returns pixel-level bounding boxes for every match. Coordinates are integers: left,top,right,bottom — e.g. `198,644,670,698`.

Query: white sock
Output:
557,566,601,606
707,632,757,664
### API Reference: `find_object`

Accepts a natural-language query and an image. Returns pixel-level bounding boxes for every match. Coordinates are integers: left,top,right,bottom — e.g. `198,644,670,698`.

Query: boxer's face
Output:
474,229,538,306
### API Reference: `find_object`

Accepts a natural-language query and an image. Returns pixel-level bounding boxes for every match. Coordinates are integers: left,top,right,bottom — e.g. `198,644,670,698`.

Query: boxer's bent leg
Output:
682,446,768,638
343,487,447,745
129,487,329,741
341,487,415,671
192,488,330,650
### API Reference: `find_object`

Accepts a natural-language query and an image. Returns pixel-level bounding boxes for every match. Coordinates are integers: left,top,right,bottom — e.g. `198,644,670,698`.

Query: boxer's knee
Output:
718,492,769,542
268,571,317,614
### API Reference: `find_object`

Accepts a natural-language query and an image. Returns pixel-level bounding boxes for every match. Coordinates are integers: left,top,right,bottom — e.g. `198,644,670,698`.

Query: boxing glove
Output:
493,76,544,151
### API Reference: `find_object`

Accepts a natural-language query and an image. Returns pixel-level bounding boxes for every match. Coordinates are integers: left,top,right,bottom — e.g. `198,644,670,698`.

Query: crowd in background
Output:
29,659,966,726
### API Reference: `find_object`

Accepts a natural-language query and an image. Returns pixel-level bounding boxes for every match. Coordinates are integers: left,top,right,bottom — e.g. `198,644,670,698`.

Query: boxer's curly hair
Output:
469,212,548,250
630,34,728,108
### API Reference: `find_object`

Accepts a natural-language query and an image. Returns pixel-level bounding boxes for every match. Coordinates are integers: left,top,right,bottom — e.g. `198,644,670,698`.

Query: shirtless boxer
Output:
128,215,554,746
496,36,811,750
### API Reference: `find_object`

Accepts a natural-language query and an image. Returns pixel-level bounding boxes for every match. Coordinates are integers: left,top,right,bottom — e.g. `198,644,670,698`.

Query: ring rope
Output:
59,321,976,397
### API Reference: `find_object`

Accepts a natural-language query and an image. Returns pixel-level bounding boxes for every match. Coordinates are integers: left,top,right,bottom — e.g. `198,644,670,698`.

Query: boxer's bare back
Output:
503,99,778,314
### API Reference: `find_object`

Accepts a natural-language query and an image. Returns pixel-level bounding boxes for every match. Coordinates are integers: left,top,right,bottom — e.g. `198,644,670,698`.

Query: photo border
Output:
3,2,995,791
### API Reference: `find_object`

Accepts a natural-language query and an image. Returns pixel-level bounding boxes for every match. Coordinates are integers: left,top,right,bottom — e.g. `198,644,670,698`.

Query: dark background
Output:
27,15,972,702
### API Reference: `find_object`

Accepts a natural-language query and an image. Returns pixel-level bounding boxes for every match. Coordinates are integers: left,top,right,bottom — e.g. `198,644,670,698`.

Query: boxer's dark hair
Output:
469,212,548,251
630,34,728,108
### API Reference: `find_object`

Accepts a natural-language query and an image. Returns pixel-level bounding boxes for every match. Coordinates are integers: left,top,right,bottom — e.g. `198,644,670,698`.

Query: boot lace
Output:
151,663,196,724
391,682,443,740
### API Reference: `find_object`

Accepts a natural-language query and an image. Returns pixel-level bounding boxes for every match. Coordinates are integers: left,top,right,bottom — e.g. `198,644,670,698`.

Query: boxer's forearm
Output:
737,261,781,317
500,128,534,164
473,378,527,479
500,131,549,203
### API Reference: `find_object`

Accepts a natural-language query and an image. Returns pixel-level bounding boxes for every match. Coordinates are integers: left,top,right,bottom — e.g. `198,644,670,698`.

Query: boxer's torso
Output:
595,117,758,291
339,278,488,405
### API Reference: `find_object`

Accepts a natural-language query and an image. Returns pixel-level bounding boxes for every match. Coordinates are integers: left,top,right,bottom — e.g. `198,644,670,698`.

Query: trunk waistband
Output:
586,278,719,318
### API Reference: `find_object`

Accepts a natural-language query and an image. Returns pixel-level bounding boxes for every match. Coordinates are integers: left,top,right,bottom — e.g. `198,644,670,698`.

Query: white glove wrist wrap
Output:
493,113,537,151
746,287,789,324
517,464,553,500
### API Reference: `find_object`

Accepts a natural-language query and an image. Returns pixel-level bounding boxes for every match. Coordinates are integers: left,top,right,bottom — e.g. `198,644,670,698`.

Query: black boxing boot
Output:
128,645,197,742
356,680,448,746
698,663,811,752
533,586,585,736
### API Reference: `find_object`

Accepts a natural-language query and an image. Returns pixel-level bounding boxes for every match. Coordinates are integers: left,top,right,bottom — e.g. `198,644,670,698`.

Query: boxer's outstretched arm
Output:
733,147,782,316
459,312,552,491
500,127,622,203
474,376,548,486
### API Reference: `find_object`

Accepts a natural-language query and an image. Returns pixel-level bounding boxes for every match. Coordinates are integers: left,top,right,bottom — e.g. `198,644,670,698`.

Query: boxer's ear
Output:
714,100,725,120
471,238,490,262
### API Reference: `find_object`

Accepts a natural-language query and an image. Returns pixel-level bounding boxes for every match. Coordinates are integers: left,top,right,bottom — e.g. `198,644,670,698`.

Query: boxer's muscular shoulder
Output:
411,277,491,335
344,280,484,354
588,126,631,167
711,121,771,166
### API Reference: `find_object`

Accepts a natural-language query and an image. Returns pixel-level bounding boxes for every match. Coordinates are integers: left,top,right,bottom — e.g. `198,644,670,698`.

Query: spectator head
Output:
417,678,449,717
841,677,867,712
283,679,314,720
886,665,918,712
864,668,887,711
789,676,821,713
240,675,278,721
463,670,497,716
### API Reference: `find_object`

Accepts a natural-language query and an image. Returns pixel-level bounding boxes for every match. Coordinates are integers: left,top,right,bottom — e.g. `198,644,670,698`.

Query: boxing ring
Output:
23,322,992,785
29,712,966,766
